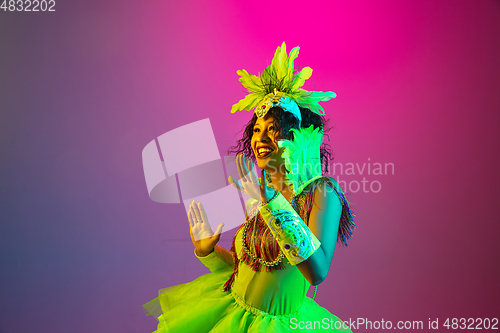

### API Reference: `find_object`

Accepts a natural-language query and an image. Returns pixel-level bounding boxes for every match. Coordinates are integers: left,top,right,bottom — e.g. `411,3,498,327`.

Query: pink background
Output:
0,0,499,332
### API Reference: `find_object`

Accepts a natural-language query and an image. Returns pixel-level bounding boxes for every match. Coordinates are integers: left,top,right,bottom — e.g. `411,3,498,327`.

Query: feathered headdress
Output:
231,42,339,196
231,42,336,122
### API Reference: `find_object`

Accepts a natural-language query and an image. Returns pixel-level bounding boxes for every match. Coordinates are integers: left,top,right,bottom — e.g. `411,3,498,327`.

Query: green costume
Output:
144,177,355,332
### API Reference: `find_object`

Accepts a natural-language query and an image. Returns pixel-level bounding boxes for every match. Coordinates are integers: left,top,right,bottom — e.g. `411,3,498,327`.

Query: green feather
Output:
231,93,262,113
271,42,287,80
278,125,323,195
294,90,337,115
290,67,313,91
237,70,263,93
286,47,300,83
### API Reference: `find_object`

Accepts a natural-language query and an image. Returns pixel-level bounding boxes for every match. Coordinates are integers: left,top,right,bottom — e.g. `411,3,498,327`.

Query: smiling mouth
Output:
256,147,274,158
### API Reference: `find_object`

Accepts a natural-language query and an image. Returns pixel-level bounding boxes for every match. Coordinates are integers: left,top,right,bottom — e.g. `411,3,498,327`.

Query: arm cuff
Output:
260,193,321,265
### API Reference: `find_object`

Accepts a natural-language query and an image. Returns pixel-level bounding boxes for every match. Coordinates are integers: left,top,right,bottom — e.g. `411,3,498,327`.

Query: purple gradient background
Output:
1,1,499,332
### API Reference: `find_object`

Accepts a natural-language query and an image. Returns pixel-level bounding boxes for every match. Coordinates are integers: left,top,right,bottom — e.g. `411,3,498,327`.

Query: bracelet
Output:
263,189,279,205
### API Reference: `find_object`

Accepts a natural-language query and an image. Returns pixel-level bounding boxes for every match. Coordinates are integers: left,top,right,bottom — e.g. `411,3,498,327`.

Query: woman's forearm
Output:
297,183,342,285
260,183,342,285
195,244,234,273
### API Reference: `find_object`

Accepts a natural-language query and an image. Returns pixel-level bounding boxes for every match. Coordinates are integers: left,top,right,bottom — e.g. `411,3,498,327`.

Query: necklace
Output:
241,215,284,267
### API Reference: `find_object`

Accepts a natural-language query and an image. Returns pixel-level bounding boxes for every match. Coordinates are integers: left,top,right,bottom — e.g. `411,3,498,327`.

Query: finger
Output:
198,201,208,222
190,202,200,226
243,157,252,181
237,154,248,182
228,176,242,191
242,154,251,180
197,202,211,229
247,159,258,184
236,154,243,181
214,223,225,236
192,201,202,223
187,209,194,228
189,200,195,223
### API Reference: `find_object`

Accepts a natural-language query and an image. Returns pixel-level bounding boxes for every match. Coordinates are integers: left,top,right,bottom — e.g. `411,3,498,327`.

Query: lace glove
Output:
194,245,234,273
259,192,321,265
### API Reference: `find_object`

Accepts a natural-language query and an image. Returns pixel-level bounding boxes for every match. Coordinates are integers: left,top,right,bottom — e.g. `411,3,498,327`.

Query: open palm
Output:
228,154,276,202
188,200,224,256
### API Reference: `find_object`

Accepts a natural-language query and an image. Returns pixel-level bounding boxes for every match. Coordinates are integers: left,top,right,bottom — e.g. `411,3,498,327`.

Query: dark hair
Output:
228,107,334,173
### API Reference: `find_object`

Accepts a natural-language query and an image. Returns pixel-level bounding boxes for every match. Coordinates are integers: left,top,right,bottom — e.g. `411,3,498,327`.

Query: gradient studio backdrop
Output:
1,1,499,332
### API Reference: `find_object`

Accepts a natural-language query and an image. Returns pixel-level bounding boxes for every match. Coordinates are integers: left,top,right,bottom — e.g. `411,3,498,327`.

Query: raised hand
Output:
228,154,277,204
188,200,224,257
228,154,261,200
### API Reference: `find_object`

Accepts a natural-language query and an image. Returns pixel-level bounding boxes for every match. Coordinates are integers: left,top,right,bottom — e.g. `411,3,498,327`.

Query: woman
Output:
144,43,355,332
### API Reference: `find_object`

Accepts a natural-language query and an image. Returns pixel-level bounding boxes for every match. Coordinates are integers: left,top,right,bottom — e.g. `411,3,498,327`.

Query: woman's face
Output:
251,114,285,172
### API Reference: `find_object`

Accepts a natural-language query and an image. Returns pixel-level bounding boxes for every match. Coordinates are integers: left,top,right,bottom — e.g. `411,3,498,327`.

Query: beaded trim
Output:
264,189,279,205
241,215,284,267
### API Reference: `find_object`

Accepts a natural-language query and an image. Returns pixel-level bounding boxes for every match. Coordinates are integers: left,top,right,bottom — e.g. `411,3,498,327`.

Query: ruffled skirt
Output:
143,269,352,333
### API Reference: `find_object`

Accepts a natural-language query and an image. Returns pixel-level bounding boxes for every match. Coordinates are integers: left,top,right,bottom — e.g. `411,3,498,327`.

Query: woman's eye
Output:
253,128,260,133
269,126,274,131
